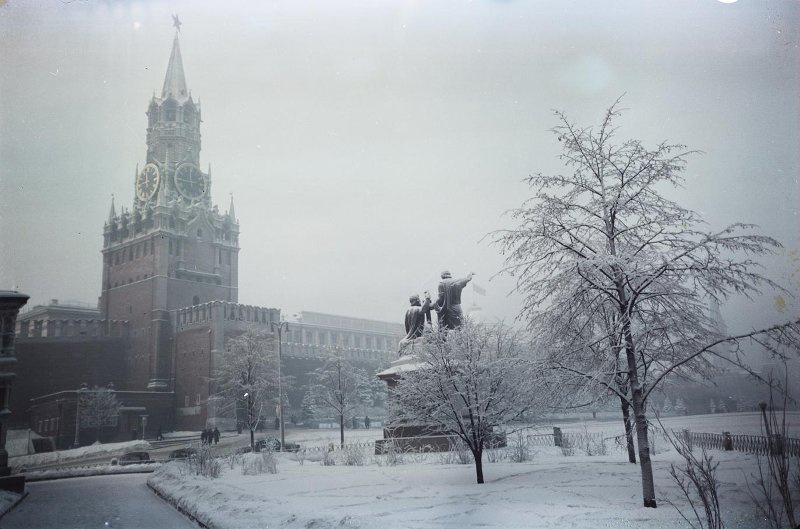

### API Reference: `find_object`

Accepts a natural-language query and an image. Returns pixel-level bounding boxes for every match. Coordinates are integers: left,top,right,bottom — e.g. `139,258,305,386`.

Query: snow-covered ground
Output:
149,442,769,529
9,440,151,471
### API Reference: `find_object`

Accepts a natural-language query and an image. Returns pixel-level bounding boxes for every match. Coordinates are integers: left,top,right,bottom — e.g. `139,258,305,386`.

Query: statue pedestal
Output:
374,355,457,454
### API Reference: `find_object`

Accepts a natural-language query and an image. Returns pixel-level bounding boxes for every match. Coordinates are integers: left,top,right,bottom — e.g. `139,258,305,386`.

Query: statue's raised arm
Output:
435,270,474,330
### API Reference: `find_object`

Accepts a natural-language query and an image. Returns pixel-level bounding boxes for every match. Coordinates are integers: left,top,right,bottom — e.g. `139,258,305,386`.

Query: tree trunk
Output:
339,413,344,448
248,396,255,449
620,397,636,464
630,385,656,507
615,274,657,508
472,448,484,484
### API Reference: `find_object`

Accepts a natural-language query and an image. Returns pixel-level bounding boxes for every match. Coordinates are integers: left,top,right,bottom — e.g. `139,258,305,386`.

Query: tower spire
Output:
108,194,116,222
162,32,188,100
228,194,236,223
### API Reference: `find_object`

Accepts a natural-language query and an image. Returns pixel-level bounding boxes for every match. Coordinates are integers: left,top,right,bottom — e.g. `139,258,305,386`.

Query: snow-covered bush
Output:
578,428,608,456
435,450,459,465
664,427,724,529
449,439,471,465
188,444,221,478
485,446,505,463
321,448,336,466
340,445,366,466
241,451,278,475
508,432,531,463
262,450,278,474
748,387,799,529
375,441,404,467
226,452,242,470
292,448,307,466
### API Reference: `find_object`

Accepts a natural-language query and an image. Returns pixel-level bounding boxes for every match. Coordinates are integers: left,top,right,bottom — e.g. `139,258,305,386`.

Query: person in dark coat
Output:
213,427,220,444
201,429,208,445
364,416,371,429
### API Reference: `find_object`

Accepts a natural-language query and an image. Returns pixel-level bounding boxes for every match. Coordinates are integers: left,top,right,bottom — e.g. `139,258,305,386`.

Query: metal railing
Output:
685,430,799,457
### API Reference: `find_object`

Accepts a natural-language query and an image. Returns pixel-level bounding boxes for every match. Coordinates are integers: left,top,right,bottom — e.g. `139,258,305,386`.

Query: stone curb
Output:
24,466,157,482
0,490,29,520
147,480,211,529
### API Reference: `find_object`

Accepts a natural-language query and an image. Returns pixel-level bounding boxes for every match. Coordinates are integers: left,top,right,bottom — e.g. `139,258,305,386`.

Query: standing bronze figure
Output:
435,271,474,330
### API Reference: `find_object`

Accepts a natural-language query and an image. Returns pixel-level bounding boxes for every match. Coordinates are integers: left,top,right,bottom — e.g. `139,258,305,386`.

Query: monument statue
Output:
435,270,474,330
398,293,434,356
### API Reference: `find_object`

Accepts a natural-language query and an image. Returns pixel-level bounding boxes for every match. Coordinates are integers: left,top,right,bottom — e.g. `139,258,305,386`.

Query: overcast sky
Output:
1,0,798,336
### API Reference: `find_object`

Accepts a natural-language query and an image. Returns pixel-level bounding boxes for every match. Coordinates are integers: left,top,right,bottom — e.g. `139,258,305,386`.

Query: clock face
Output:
174,163,207,200
136,163,160,201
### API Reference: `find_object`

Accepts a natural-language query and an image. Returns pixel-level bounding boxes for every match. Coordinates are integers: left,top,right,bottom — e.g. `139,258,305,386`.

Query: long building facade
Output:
15,31,402,443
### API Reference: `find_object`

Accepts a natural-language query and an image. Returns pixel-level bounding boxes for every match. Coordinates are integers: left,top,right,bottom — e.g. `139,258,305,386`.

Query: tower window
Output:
197,228,203,239
164,101,177,121
193,296,200,306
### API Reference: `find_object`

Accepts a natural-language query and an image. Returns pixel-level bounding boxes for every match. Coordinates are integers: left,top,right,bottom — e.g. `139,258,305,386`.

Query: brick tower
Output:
99,31,240,392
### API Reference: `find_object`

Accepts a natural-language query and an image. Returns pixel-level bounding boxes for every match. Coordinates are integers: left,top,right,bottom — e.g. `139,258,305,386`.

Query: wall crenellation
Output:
174,301,280,329
16,319,130,340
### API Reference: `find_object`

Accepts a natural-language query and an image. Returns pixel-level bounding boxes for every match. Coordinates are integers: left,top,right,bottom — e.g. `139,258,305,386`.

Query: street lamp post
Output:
270,320,289,451
73,382,88,448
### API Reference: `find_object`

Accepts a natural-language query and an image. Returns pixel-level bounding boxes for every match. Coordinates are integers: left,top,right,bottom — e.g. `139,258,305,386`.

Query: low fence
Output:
683,430,800,458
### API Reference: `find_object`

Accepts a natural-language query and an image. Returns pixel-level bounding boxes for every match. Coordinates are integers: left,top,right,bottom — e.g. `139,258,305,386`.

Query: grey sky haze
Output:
1,0,798,336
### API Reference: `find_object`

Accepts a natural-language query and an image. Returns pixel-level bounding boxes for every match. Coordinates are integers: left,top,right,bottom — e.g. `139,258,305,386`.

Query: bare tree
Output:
392,321,545,484
79,386,121,443
492,98,799,507
748,370,798,529
217,326,279,450
305,348,371,448
662,420,725,529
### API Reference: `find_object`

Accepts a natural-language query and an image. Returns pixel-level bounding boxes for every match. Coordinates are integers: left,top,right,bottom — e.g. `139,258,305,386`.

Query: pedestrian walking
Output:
364,416,370,429
213,427,220,444
201,429,207,445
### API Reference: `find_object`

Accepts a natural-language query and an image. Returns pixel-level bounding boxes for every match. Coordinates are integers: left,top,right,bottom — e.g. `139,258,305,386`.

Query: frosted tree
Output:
675,397,687,415
492,98,800,507
305,348,372,447
79,385,121,443
662,397,673,415
216,326,280,450
392,321,546,484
